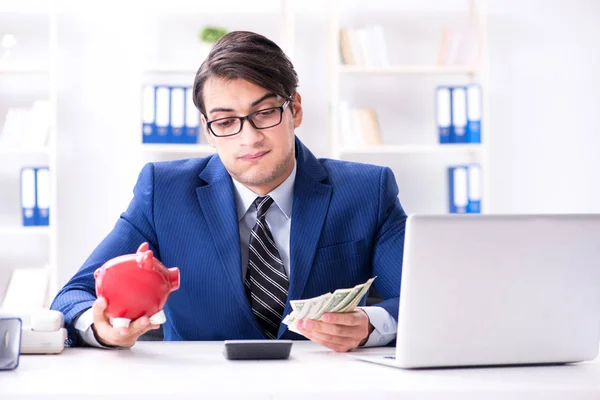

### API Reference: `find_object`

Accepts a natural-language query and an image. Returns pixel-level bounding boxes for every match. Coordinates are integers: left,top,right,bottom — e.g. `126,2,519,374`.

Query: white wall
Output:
487,0,600,213
52,0,600,287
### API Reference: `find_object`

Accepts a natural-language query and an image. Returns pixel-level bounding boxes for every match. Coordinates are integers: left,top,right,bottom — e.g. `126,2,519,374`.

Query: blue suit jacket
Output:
51,137,407,346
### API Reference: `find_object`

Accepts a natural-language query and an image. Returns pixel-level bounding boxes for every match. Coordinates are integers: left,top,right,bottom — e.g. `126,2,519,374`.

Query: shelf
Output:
141,144,215,154
143,65,199,74
0,226,51,236
0,147,51,156
0,65,50,75
338,65,480,75
339,144,483,155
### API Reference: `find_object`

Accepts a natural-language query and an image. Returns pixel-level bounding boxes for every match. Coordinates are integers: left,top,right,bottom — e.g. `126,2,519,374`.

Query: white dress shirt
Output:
75,160,397,348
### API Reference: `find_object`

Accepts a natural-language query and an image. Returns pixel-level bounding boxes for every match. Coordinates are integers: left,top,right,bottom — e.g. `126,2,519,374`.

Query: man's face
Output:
202,77,303,194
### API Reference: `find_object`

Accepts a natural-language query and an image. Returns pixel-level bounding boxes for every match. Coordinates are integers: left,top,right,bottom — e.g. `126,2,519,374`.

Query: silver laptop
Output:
356,214,600,369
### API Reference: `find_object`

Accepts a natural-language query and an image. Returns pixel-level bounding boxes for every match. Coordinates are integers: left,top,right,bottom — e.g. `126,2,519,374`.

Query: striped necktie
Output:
244,196,289,339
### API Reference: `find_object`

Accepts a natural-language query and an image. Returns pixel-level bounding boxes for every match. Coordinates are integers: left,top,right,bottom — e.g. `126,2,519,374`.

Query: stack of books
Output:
338,101,382,147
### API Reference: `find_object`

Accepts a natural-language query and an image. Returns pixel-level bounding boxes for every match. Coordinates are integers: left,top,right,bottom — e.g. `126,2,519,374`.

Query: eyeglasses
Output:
205,100,291,137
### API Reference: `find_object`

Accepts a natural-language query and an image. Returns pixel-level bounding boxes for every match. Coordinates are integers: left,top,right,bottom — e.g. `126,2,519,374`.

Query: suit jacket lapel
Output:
196,155,263,336
278,138,332,337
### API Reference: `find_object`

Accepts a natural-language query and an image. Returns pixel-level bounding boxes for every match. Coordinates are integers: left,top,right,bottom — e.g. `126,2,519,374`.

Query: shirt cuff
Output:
73,308,116,349
358,306,397,348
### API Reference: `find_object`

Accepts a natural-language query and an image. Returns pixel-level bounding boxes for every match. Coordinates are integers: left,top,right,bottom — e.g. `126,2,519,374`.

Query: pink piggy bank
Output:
94,242,180,329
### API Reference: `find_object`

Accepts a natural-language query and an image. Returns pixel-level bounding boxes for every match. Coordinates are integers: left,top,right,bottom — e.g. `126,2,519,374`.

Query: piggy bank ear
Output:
139,250,154,270
137,242,150,254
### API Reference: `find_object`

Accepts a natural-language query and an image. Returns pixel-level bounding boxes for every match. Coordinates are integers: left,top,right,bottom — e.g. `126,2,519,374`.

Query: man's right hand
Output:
91,297,160,348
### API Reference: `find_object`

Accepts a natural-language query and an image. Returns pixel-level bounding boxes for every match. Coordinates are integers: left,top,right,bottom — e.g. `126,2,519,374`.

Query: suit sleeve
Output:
369,167,407,328
50,163,160,347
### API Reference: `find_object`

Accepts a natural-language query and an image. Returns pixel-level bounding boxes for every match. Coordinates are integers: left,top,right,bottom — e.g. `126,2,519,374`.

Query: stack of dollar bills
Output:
283,277,376,334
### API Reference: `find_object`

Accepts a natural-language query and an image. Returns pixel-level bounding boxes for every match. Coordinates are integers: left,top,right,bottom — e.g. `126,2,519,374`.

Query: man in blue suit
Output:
51,31,407,352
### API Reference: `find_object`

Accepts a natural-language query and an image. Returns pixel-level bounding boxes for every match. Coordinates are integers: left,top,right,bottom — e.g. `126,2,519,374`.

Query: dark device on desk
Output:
0,316,22,371
223,340,293,360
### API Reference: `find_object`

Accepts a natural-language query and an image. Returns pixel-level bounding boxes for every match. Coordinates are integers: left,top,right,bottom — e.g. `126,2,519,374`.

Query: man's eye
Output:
215,119,235,127
257,109,275,116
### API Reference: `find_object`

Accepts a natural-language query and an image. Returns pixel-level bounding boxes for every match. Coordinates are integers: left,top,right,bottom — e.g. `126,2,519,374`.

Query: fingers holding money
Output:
296,309,373,352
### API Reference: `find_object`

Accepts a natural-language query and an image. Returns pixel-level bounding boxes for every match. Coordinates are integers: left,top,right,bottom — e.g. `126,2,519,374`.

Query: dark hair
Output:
192,31,298,116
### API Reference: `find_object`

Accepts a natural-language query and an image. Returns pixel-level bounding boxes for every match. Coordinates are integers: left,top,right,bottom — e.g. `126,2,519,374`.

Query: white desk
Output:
1,341,599,399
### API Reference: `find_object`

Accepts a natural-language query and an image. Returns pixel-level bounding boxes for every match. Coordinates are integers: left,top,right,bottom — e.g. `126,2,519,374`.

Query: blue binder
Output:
183,87,200,144
36,167,50,226
466,83,482,143
436,86,452,144
451,86,467,143
467,164,482,213
142,85,157,143
170,86,186,144
20,167,38,226
448,165,468,214
155,86,171,144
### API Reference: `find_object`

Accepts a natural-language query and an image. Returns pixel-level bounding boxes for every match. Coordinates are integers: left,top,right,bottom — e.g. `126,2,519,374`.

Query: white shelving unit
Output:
0,6,59,306
340,144,483,155
0,226,51,236
338,65,480,75
142,144,215,154
328,0,490,214
0,65,49,74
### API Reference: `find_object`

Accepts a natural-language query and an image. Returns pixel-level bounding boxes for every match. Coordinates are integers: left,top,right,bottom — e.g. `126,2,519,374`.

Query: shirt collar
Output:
231,161,296,221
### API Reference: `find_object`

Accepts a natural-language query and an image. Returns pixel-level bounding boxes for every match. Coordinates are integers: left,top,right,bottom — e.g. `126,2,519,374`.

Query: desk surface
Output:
2,341,599,399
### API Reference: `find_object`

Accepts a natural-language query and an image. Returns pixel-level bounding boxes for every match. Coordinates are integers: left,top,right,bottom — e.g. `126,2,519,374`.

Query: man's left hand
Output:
296,309,375,352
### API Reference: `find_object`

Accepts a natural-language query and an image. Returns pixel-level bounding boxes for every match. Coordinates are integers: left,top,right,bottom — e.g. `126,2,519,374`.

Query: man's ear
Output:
201,114,215,147
291,92,303,129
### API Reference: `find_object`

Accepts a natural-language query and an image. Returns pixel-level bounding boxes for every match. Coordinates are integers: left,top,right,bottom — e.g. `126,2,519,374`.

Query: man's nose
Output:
238,118,264,145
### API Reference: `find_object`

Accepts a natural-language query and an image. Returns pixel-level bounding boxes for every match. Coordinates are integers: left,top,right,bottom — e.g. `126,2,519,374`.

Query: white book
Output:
141,85,155,136
0,107,29,148
339,101,361,147
155,86,170,140
451,87,467,141
170,87,185,140
36,168,51,224
22,100,51,149
452,167,469,212
468,164,481,202
356,27,374,68
185,88,200,129
370,25,390,68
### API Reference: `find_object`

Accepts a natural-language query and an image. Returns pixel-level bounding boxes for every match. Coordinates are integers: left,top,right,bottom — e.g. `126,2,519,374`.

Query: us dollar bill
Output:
282,277,377,333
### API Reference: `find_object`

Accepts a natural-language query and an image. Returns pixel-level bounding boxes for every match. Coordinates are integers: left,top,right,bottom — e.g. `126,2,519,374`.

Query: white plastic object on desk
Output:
20,328,66,354
31,310,64,332
20,310,67,355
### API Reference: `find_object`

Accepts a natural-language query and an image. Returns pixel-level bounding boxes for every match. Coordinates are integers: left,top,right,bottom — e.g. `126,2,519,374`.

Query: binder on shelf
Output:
436,86,451,144
466,83,482,143
448,165,468,214
154,86,171,144
141,85,157,143
36,167,50,226
467,164,481,213
448,164,482,214
170,87,186,143
183,87,200,144
451,86,467,143
20,167,38,226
